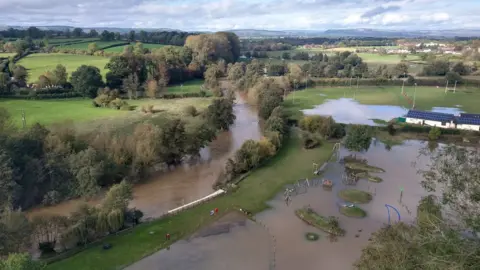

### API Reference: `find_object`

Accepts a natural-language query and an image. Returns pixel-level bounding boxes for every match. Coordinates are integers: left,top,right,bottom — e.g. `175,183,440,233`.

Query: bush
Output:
428,127,442,141
387,123,396,136
301,131,322,149
299,115,336,138
184,105,198,116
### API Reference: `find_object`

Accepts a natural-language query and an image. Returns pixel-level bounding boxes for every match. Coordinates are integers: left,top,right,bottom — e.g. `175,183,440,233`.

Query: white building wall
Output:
406,117,423,125
457,124,480,132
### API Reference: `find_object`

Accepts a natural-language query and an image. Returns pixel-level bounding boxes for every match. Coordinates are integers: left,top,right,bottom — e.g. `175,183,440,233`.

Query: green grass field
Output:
59,41,127,50
0,52,16,58
103,43,167,53
17,53,110,83
167,79,204,94
45,132,334,270
1,97,212,127
41,38,100,45
284,85,480,120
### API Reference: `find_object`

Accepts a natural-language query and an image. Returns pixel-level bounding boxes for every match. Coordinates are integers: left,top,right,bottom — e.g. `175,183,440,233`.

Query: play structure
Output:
401,91,415,108
384,204,401,225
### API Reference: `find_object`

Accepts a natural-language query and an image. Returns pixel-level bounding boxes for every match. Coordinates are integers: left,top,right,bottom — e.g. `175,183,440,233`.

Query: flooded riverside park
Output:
127,139,434,270
27,93,262,219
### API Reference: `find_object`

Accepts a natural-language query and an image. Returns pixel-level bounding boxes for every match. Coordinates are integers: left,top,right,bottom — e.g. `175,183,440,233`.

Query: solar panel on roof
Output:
460,113,480,119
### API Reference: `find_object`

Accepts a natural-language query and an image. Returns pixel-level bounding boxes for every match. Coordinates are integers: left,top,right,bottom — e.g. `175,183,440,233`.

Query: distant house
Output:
405,110,480,131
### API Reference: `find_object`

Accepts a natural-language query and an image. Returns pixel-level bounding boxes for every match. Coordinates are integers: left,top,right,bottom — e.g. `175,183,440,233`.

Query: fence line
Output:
167,189,226,215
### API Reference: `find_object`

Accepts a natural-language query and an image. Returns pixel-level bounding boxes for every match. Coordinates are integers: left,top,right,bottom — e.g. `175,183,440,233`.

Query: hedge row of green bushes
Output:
1,92,83,99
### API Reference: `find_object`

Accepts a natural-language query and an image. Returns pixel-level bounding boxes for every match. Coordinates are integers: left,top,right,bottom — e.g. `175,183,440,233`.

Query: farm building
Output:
405,110,480,131
405,110,456,129
457,113,480,131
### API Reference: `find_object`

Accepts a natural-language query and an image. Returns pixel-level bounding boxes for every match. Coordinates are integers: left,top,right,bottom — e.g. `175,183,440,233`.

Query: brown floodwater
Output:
254,140,433,270
27,93,262,219
124,140,435,270
126,212,271,270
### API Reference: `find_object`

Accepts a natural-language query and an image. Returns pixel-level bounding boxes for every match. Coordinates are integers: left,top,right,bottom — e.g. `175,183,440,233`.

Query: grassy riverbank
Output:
46,132,334,270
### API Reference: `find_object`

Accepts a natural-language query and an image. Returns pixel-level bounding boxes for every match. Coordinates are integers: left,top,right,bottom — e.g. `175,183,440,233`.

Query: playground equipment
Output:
322,179,333,188
385,204,401,225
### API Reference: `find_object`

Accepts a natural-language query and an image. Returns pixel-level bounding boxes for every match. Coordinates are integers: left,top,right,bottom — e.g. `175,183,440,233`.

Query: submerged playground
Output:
126,139,431,270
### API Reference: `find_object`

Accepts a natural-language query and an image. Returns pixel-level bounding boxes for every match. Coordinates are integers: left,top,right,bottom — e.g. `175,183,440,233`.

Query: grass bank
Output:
17,53,110,83
339,206,367,218
46,132,334,270
338,189,373,204
284,85,480,120
295,207,346,236
1,97,212,127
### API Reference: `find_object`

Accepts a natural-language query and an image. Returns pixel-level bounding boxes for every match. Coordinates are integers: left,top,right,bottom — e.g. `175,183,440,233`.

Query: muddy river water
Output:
127,140,435,270
27,93,262,219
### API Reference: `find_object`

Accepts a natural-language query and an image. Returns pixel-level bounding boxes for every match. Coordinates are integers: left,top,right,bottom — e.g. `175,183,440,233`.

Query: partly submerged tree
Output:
420,145,480,232
344,125,373,154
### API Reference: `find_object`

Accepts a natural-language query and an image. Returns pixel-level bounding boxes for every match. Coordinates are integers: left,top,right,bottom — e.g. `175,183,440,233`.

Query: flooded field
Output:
254,140,432,270
126,212,271,270
27,94,262,219
302,98,464,125
128,140,434,270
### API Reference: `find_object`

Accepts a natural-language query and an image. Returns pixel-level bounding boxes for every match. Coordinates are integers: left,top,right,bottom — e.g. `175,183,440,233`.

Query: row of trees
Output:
0,27,196,46
0,180,141,259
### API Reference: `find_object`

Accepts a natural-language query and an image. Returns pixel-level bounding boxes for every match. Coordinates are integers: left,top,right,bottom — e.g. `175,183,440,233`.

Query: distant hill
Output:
2,25,480,38
227,28,480,38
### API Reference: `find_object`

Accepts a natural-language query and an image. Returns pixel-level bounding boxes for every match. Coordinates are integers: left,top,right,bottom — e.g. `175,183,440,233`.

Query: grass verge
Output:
339,206,367,218
46,132,334,270
295,206,345,236
338,189,373,204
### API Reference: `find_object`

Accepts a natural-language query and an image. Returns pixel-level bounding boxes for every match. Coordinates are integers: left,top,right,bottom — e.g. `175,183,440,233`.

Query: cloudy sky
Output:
1,0,479,31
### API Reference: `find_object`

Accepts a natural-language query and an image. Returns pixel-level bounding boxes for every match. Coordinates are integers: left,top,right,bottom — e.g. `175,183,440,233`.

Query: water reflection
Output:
302,98,464,125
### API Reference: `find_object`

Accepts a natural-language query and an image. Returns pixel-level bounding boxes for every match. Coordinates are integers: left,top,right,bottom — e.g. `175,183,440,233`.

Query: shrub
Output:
184,105,198,116
299,115,336,138
301,131,322,149
428,127,442,141
387,123,396,136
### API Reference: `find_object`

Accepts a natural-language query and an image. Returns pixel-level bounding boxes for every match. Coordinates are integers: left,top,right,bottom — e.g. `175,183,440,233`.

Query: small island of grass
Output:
340,205,367,218
295,206,345,236
338,189,373,204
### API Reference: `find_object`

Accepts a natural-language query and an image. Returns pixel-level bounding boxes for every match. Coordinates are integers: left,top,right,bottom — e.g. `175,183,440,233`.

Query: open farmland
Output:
103,43,168,52
167,79,204,94
58,41,128,50
1,97,212,127
17,53,110,83
46,38,100,45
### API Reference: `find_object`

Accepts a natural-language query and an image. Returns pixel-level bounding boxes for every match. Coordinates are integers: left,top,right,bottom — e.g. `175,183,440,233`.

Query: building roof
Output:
460,113,480,119
456,117,480,125
406,110,455,122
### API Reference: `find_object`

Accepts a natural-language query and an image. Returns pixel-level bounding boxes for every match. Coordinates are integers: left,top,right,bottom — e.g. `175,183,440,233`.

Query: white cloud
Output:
0,0,475,30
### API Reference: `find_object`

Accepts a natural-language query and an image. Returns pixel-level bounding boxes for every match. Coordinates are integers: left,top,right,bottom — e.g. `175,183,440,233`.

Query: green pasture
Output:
1,97,212,127
284,85,480,120
103,43,168,53
41,38,100,45
46,132,334,270
59,41,127,50
17,53,110,83
167,79,204,94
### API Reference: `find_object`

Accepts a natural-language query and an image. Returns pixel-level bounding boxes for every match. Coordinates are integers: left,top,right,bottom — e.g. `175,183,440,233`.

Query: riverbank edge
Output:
45,131,336,270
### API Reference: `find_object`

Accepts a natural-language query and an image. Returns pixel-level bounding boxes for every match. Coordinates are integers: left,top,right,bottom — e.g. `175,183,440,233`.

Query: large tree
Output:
420,145,480,232
205,98,235,131
344,125,373,153
70,65,104,98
